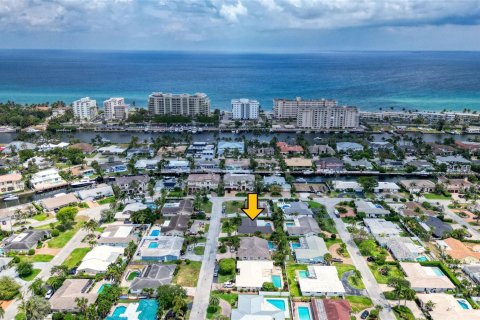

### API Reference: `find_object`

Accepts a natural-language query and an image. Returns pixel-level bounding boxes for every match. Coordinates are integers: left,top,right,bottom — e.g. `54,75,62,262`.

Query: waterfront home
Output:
238,218,274,234
77,245,124,274
246,146,275,157
115,202,148,221
263,175,290,190
297,266,345,297
70,143,96,154
455,140,480,154
237,236,271,260
417,293,480,320
134,235,184,262
293,234,328,264
225,159,250,171
355,200,390,217
195,159,220,171
308,144,335,156
164,159,190,173
37,142,69,152
217,141,245,156
383,237,425,261
2,141,36,154
313,299,352,320
76,184,113,200
160,215,190,236
129,264,176,295
401,202,437,217
114,175,150,194
343,156,373,170
332,180,363,192
99,160,128,174
363,218,402,242
30,168,67,191
427,142,456,156
400,262,455,293
2,230,50,253
284,158,312,171
285,216,320,236
281,202,314,218
373,158,405,171
186,173,220,194
436,238,480,263
231,295,285,320
156,177,180,191
224,173,255,192
399,179,436,193
277,141,304,155
369,141,394,151
256,158,279,171
463,264,480,284
49,279,98,313
126,147,155,159
97,224,144,247
134,159,159,171
404,159,434,172
235,260,282,290
436,155,471,173
336,142,363,153
373,182,400,193
0,173,24,194
98,145,127,155
157,145,188,158
315,157,344,172
186,142,215,159
161,199,193,216
437,176,473,194
23,156,52,170
40,193,78,212
422,216,453,238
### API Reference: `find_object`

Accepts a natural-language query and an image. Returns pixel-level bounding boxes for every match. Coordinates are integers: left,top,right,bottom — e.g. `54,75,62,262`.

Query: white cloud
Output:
219,1,247,22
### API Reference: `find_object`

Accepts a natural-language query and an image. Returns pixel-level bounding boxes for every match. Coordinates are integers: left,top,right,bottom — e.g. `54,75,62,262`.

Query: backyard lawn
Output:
97,196,115,205
173,261,202,287
32,213,51,221
369,263,404,284
194,246,205,255
212,291,238,306
198,201,213,213
424,193,451,200
346,296,373,313
62,247,91,268
21,254,54,263
224,200,244,214
286,263,308,297
20,269,41,281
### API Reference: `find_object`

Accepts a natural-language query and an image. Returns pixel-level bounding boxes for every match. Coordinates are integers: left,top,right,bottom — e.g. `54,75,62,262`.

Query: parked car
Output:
45,289,54,299
360,310,369,319
223,281,234,288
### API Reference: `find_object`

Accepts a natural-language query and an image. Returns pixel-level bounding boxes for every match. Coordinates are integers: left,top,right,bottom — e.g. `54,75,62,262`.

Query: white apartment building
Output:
148,92,210,116
72,97,98,121
273,97,337,119
0,173,24,194
231,99,259,120
30,168,65,191
103,97,129,121
296,105,359,129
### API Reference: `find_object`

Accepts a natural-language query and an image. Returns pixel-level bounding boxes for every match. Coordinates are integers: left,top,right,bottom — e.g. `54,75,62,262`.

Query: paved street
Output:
314,198,396,320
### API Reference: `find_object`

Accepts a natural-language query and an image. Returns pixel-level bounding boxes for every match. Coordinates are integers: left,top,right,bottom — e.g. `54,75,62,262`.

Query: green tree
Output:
56,206,78,226
29,278,46,296
261,282,276,291
16,262,33,277
22,296,51,320
0,276,20,300
156,285,187,314
218,258,236,275
357,176,378,193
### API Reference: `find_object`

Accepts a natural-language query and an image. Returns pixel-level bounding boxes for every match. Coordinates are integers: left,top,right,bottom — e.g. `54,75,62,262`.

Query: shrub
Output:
207,305,218,313
28,249,35,256
219,258,235,275
52,229,60,237
16,261,33,277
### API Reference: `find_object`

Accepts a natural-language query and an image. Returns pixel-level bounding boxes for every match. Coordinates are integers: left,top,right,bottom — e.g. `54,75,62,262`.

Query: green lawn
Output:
286,263,308,297
194,246,205,255
97,196,115,205
224,200,244,214
173,261,202,287
21,254,54,263
393,305,415,320
347,274,366,290
20,269,41,281
335,263,356,277
424,193,451,200
204,223,210,233
62,247,91,268
325,238,343,249
168,191,185,197
307,201,322,209
212,291,238,306
199,201,213,213
32,213,50,221
346,296,373,313
218,272,235,284
369,263,404,284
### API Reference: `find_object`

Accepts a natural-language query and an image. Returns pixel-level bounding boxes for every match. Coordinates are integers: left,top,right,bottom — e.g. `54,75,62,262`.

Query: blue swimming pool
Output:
107,299,159,320
286,222,295,227
267,299,286,311
98,283,110,293
457,299,470,310
268,241,275,250
291,242,301,249
280,204,291,210
272,275,282,288
265,223,272,227
298,306,312,320
429,267,445,276
416,255,428,262
298,270,308,278
148,242,159,248
375,204,384,209
150,230,160,237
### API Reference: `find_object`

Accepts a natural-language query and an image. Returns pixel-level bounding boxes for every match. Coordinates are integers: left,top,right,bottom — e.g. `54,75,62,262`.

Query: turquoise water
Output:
429,267,445,276
150,230,160,237
298,306,312,320
268,241,275,250
98,284,110,293
416,256,428,262
272,275,282,288
457,299,470,310
291,242,301,249
107,299,159,320
286,222,295,227
267,299,286,311
298,270,309,278
148,242,159,248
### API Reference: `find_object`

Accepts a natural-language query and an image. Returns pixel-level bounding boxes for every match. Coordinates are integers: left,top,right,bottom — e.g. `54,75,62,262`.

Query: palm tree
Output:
0,306,5,319
323,253,333,265
23,296,51,320
75,297,89,314
425,300,436,311
83,219,98,237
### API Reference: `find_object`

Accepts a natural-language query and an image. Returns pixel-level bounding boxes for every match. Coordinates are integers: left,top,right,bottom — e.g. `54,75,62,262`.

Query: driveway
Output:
341,270,365,296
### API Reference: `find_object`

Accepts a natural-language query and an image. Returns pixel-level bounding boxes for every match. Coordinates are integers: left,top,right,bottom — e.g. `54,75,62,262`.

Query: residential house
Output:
263,176,291,192
186,173,220,194
235,260,282,290
126,147,155,159
195,159,220,171
364,218,402,242
285,216,321,236
156,145,187,158
186,142,215,159
332,181,363,192
384,237,425,261
401,202,437,217
417,293,480,320
293,234,329,263
76,184,113,201
224,173,255,192
237,218,274,234
405,159,434,172
134,235,184,261
40,193,78,212
315,157,344,172
373,158,405,171
97,225,143,247
237,236,271,260
23,156,52,170
355,200,390,217
217,141,245,156
336,142,363,153
49,279,98,312
246,146,275,157
427,143,456,156
285,158,312,171
297,266,345,296
0,173,24,194
129,264,176,295
30,168,67,191
134,159,159,171
231,295,285,320
2,230,50,253
399,179,436,193
436,155,471,173
400,262,455,293
160,215,191,236
2,141,36,154
77,246,124,274
99,160,128,174
98,145,127,155
308,144,335,156
313,299,352,320
373,182,400,193
255,158,279,171
277,141,304,155
343,157,373,170
164,160,190,173
438,237,480,263
438,176,473,194
422,216,453,238
369,141,394,151
281,202,314,218
455,140,480,154
225,159,250,171
463,264,480,284
161,199,193,217
70,143,96,154
114,175,150,194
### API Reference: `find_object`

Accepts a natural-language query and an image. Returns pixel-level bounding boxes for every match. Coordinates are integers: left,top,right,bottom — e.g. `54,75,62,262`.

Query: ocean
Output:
1,50,480,111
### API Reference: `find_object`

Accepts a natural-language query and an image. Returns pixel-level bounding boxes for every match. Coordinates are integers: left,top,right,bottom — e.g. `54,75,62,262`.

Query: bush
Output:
219,245,227,253
219,258,236,275
52,229,60,237
207,305,218,313
16,262,33,277
262,282,276,291
15,313,26,320
28,249,35,256
12,256,20,263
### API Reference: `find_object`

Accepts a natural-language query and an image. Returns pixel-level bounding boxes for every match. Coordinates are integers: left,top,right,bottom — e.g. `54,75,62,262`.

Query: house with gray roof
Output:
436,155,471,173
286,216,321,236
2,230,50,253
309,144,335,156
355,200,390,217
97,224,145,247
114,175,150,194
384,237,425,261
237,218,274,234
129,264,176,295
281,201,314,219
463,264,480,285
422,216,453,238
217,141,245,156
160,215,191,236
76,184,114,200
134,235,184,262
343,157,373,170
49,279,98,312
237,236,271,260
232,295,285,320
336,142,363,153
294,234,329,263
161,199,193,217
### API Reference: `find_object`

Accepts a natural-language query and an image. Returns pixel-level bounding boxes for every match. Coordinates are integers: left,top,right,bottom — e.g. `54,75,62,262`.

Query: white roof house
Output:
355,200,390,217
77,245,124,274
76,184,113,200
332,181,363,192
374,182,400,193
417,293,480,320
364,218,402,240
231,295,285,320
236,260,281,290
297,266,345,296
98,145,127,154
400,262,455,292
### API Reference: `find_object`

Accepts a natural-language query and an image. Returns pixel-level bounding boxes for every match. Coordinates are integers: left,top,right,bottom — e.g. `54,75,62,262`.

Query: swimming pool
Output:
107,299,159,320
266,299,286,311
148,242,159,248
286,222,295,227
457,299,471,310
265,223,272,227
127,271,140,281
150,230,160,237
427,266,445,277
298,270,308,278
298,306,312,320
98,284,111,293
291,242,301,249
108,306,126,319
280,204,291,210
268,241,275,250
272,275,282,288
375,204,384,209
416,255,428,262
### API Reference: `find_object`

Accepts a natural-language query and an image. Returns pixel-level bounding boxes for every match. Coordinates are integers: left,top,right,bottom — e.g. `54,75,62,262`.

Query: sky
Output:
1,0,480,52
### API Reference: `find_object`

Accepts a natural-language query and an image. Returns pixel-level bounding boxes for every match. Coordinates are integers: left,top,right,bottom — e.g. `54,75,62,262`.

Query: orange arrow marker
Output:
242,193,264,221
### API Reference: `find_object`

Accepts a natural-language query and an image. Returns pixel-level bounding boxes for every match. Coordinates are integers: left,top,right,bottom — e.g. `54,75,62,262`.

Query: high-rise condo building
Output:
104,97,129,121
273,97,337,120
231,99,259,120
72,97,98,121
148,92,210,116
296,105,359,129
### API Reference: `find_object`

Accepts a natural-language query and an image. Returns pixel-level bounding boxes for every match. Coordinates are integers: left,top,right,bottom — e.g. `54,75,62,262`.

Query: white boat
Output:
0,126,16,133
2,194,19,201
303,170,314,175
70,178,94,188
191,127,198,133
198,127,204,132
295,177,307,183
25,128,40,133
